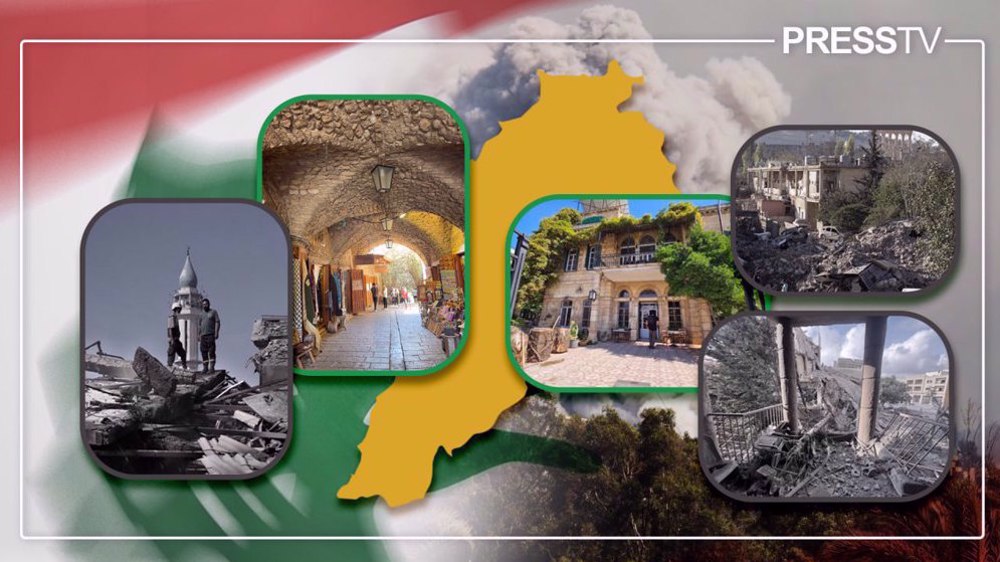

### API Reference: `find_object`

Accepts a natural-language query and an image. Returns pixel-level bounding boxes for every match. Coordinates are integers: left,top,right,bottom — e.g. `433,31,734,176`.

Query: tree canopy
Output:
656,225,745,319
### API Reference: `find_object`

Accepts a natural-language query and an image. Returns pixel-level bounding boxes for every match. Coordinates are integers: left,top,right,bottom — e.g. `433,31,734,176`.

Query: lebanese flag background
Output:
4,0,573,552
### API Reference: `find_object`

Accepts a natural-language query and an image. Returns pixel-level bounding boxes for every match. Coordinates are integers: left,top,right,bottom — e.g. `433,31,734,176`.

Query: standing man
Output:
370,282,379,311
646,309,659,349
199,298,221,372
167,302,187,369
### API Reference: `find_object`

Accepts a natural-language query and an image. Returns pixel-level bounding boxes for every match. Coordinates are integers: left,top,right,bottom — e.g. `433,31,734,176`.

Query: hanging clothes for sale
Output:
304,260,316,323
292,258,303,343
330,270,342,315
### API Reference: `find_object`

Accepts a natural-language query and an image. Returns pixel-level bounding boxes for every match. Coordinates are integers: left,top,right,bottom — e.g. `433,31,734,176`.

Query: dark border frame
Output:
729,125,961,297
79,198,294,481
696,309,957,504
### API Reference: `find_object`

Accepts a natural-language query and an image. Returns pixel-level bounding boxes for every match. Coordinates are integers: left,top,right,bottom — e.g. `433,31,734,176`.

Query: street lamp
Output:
588,289,598,301
385,237,394,250
371,164,394,193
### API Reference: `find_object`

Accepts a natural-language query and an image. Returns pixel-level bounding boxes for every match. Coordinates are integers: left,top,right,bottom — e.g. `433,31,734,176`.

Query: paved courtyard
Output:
308,307,447,372
522,341,699,388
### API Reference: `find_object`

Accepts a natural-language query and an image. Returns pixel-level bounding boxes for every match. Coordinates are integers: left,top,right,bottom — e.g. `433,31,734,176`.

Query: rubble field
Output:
736,219,940,292
83,316,290,476
709,366,949,499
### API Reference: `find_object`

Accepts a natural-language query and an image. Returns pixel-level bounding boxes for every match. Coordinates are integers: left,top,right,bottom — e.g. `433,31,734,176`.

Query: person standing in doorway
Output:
370,282,379,311
167,302,187,369
645,309,659,349
199,298,221,372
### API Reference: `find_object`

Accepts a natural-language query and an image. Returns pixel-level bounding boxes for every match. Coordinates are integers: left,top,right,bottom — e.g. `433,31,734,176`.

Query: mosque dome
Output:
179,251,198,288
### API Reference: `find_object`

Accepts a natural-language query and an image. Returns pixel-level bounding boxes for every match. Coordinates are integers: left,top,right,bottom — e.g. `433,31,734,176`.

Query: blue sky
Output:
83,202,288,385
511,197,728,242
803,316,948,378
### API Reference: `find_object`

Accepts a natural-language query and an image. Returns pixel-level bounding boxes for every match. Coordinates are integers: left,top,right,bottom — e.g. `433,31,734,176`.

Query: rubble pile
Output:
715,366,947,498
737,220,936,292
250,316,290,386
84,321,290,476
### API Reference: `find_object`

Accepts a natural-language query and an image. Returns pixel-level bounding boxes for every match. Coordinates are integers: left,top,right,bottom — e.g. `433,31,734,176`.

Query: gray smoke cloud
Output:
435,5,792,193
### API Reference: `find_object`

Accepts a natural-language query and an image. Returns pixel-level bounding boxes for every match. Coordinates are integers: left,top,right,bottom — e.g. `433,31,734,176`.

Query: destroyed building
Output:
701,314,950,500
83,252,291,477
733,128,956,294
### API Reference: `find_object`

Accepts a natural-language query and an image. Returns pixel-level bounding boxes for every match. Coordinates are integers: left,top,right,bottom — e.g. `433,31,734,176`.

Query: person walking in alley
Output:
199,298,221,372
167,302,187,369
382,286,389,310
370,282,379,311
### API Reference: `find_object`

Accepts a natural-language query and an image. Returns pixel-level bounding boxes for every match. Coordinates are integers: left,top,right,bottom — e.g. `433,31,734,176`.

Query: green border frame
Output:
504,193,737,394
256,94,471,377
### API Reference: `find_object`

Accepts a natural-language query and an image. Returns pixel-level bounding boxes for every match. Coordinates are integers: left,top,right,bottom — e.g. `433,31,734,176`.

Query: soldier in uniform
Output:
167,302,187,369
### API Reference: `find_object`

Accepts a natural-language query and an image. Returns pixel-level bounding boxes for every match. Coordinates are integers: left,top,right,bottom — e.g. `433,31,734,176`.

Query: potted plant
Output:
578,327,590,346
568,321,579,348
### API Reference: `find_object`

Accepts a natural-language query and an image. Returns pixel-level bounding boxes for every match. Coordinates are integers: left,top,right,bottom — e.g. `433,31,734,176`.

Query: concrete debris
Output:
249,316,291,386
737,219,936,292
84,320,290,476
712,365,948,498
132,347,177,396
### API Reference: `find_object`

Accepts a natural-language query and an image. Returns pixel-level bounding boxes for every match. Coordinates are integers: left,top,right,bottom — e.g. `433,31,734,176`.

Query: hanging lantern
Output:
381,216,394,232
588,289,598,301
385,238,394,249
371,164,394,193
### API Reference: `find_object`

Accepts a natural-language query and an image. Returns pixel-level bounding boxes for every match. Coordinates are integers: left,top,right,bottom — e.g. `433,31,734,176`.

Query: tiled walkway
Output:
522,341,698,388
308,307,447,372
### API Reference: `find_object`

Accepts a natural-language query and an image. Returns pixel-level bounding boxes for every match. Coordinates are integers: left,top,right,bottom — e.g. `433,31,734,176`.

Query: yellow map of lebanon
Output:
337,60,680,507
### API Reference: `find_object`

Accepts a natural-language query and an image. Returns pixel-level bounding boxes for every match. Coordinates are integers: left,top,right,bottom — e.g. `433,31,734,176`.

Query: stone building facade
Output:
745,159,867,229
536,210,714,346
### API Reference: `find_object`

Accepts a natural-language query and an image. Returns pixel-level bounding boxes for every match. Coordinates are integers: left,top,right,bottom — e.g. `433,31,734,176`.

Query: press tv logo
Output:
783,26,943,54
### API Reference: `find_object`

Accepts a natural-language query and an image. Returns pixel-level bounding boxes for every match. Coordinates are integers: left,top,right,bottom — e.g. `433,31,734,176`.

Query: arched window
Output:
620,237,636,253
619,237,636,265
638,235,656,262
616,301,630,329
662,232,677,243
639,289,657,299
564,247,579,272
585,244,600,270
558,299,573,327
618,289,630,299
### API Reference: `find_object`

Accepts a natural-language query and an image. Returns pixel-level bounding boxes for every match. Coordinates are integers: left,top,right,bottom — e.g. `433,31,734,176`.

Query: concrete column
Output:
857,316,888,446
776,317,799,431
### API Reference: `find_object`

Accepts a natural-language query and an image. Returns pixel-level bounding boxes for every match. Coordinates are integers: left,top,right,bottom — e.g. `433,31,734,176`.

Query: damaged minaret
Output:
173,248,207,371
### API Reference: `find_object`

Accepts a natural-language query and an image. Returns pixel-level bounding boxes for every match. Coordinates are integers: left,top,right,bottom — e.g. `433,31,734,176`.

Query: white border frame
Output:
18,36,986,541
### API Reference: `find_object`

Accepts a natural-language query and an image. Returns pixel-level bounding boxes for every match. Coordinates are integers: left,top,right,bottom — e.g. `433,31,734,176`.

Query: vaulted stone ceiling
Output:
262,99,465,263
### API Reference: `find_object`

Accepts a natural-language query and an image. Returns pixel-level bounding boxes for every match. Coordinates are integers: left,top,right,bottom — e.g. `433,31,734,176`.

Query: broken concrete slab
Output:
133,347,177,396
84,353,138,379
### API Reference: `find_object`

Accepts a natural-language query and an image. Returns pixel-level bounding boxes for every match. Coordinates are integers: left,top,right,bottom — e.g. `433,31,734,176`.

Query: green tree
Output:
908,160,957,275
515,208,592,318
829,202,869,232
384,247,425,290
880,377,910,406
854,129,887,203
656,226,744,319
703,316,781,413
741,142,756,173
752,142,763,165
843,133,856,158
